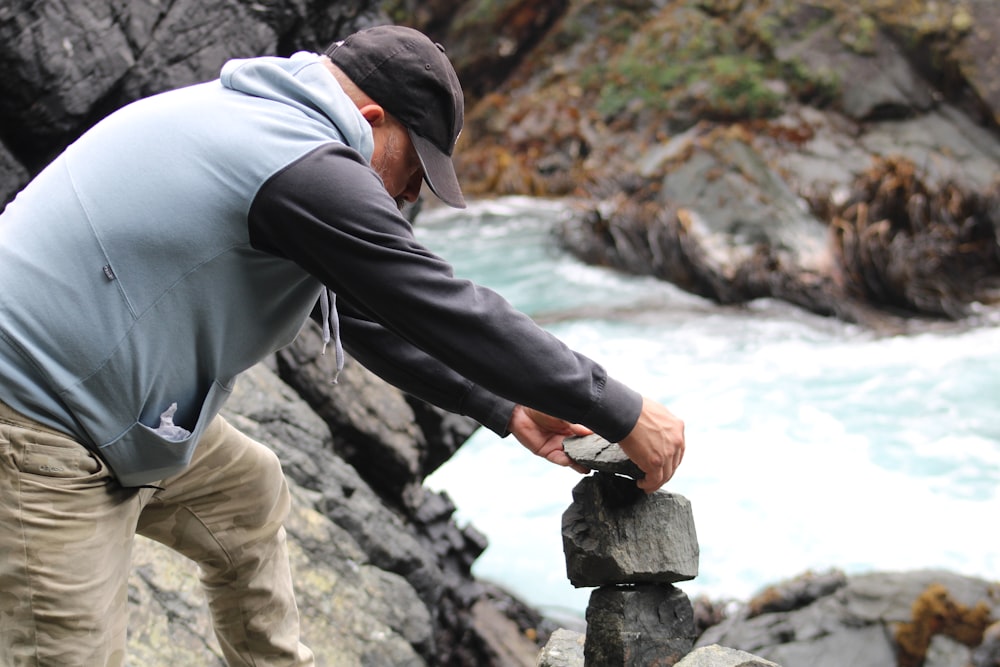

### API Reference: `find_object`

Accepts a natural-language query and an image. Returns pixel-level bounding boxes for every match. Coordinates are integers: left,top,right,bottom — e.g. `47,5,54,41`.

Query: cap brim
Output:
410,131,466,209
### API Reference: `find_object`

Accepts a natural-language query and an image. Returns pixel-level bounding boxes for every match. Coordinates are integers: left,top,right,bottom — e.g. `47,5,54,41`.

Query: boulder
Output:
222,358,523,665
562,473,699,588
584,584,696,666
275,321,432,510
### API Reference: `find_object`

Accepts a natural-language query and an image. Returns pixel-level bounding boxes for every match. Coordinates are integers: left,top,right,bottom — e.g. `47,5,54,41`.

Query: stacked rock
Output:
557,434,701,666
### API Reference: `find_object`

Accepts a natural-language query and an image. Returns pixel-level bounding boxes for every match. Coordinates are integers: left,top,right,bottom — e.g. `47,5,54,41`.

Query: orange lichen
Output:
894,583,994,667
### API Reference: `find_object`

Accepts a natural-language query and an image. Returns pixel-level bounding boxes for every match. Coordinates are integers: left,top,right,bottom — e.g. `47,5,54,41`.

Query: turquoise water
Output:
419,197,1000,618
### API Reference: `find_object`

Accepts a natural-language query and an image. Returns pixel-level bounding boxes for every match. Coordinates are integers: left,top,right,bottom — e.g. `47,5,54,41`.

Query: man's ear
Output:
359,103,386,127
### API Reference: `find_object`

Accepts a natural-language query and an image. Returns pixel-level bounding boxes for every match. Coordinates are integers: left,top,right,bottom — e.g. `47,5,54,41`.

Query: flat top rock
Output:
563,434,644,479
676,644,782,667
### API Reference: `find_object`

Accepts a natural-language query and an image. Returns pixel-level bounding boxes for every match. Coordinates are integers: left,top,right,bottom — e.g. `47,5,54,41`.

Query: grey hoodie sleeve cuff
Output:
586,375,644,444
462,385,517,436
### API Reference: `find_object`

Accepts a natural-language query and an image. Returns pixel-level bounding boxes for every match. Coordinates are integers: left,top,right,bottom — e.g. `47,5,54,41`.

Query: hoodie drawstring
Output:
319,288,344,383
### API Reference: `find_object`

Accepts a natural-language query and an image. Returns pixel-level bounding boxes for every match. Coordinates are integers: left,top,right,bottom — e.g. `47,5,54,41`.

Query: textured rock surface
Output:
275,320,477,512
537,628,586,667
562,473,699,587
563,434,644,479
675,644,781,667
699,570,1000,667
584,584,697,667
0,0,363,197
126,362,433,665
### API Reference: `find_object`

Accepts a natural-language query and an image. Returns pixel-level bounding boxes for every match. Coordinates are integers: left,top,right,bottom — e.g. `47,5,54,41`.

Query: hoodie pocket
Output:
97,380,233,487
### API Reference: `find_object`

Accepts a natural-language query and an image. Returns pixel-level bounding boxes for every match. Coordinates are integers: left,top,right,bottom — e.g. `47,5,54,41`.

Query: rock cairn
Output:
543,434,701,666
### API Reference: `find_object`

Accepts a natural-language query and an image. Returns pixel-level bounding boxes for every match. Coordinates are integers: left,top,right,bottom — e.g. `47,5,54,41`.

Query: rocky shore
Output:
3,0,999,665
438,0,1000,331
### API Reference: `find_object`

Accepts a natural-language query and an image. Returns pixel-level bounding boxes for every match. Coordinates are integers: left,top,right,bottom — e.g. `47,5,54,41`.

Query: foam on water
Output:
418,198,1000,617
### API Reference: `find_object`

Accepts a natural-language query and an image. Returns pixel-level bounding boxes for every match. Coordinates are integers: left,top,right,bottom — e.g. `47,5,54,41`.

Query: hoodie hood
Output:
220,51,375,163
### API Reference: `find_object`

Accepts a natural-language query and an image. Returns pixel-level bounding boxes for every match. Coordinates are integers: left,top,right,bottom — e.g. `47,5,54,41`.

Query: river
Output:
418,196,1000,620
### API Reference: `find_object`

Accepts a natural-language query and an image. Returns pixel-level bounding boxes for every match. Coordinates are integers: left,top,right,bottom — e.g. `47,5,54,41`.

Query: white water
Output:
418,197,1000,620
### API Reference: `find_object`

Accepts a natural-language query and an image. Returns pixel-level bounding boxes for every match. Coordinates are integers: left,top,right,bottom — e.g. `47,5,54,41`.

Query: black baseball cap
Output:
326,25,467,208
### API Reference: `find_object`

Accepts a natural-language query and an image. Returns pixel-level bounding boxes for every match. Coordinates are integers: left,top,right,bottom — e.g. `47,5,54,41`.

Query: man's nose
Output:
401,171,423,203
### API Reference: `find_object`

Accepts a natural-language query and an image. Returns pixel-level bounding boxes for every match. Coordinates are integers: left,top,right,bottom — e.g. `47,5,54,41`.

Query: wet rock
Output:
562,473,698,588
584,584,697,666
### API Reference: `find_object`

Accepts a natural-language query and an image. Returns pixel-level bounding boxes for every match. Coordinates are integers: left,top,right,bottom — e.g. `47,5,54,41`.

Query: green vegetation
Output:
581,31,787,120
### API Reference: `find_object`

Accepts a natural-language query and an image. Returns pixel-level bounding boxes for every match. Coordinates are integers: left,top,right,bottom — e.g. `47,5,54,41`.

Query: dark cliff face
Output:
0,0,378,201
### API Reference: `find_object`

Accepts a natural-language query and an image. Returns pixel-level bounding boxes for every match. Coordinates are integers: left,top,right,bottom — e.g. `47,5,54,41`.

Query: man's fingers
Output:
637,464,665,493
637,456,679,494
547,449,591,475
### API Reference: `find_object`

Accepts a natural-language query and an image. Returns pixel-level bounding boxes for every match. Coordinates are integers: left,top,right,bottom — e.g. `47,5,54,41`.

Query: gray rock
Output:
127,484,432,667
773,15,934,121
926,634,973,667
562,473,699,587
675,644,781,667
223,363,445,599
972,621,1000,667
762,625,894,667
0,140,28,208
0,0,135,156
658,134,830,277
859,105,1000,193
745,569,848,618
564,434,644,479
0,0,372,181
468,597,543,667
276,321,425,507
584,584,696,666
276,320,479,511
698,570,1000,667
537,628,585,667
123,363,434,666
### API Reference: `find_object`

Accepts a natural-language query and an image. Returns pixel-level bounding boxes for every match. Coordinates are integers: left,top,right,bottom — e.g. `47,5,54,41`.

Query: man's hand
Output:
508,405,591,474
619,397,686,493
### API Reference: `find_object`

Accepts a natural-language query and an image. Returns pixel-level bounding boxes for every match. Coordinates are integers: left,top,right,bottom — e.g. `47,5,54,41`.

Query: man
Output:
0,24,685,666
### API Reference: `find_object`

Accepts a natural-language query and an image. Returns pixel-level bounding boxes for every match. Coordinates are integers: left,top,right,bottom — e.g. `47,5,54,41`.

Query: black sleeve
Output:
248,143,642,442
334,298,516,435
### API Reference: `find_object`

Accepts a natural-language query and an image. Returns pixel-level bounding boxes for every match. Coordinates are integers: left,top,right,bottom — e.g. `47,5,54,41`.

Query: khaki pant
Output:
0,401,314,666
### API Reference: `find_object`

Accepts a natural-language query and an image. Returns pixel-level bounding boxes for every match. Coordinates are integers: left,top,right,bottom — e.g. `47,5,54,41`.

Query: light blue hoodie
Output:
0,53,368,485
